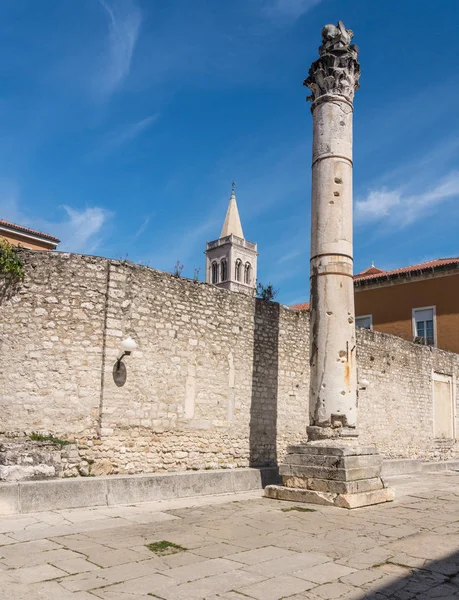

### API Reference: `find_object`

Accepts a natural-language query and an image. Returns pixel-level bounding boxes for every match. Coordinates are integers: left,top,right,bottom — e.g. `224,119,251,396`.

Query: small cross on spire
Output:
231,181,236,195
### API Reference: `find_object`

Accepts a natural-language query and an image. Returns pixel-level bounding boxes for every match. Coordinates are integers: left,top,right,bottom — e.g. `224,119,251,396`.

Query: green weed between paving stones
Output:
281,506,317,512
146,540,187,556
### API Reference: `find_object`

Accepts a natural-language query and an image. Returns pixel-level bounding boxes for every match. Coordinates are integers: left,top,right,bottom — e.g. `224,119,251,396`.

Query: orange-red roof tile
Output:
355,265,385,277
290,258,459,310
290,302,310,311
0,219,60,243
354,258,459,283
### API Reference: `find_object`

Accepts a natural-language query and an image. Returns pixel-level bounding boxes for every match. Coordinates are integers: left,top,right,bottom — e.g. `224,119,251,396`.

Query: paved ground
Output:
1,472,459,599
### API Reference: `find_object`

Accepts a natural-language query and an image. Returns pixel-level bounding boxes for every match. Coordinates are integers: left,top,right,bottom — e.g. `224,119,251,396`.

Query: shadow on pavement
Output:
358,549,459,599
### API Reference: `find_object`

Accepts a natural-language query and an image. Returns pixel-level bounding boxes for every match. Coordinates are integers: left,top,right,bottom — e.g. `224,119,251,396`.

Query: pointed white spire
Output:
220,181,244,239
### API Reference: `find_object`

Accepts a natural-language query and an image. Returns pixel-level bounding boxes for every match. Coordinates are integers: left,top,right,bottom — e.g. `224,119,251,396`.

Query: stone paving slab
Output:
237,573,316,599
0,474,459,598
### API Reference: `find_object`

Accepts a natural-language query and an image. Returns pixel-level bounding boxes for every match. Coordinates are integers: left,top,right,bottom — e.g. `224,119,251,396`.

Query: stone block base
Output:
265,484,395,508
265,443,394,509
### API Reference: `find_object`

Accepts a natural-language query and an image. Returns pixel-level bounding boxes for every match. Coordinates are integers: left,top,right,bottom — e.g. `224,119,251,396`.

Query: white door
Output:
433,372,454,439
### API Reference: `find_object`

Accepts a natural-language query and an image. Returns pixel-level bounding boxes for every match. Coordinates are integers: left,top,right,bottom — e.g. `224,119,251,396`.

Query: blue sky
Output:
0,0,458,305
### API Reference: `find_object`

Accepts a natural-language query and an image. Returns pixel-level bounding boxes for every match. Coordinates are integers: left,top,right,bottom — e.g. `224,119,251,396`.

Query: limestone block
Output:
0,464,56,482
381,459,422,477
421,462,448,473
282,476,310,489
90,459,114,476
176,470,234,498
334,487,395,509
264,483,394,509
232,467,280,491
106,474,177,505
0,483,19,515
280,463,381,482
284,453,382,470
19,479,107,512
287,445,378,456
284,454,342,467
341,454,383,469
78,463,90,477
264,484,336,506
307,476,384,494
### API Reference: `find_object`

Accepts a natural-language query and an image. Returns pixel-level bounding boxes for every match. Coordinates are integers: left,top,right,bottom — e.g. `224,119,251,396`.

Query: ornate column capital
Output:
304,21,360,104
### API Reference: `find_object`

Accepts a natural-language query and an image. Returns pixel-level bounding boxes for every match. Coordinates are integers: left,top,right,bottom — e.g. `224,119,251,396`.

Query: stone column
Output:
265,22,394,508
306,21,359,440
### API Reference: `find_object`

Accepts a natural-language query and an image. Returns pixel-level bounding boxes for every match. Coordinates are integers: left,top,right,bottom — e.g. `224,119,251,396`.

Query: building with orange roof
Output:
0,219,60,251
291,258,459,354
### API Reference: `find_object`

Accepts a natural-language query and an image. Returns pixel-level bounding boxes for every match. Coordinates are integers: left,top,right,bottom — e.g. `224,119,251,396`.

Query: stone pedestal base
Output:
265,444,394,509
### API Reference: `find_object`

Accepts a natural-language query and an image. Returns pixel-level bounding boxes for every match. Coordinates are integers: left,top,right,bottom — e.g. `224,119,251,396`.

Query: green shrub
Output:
0,239,24,279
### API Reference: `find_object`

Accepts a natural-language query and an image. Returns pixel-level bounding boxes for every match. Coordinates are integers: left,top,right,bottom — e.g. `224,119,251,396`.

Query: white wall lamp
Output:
116,336,137,372
358,378,369,391
113,336,137,387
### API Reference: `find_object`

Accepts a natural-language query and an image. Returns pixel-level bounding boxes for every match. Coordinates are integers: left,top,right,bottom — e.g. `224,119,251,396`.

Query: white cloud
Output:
90,114,159,159
261,0,322,20
355,171,459,227
58,206,113,253
355,189,401,222
0,191,112,255
132,213,153,241
96,0,142,97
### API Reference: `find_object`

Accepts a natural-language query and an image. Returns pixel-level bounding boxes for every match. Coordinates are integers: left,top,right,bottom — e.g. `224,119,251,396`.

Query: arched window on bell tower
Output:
235,259,242,282
221,259,227,281
212,262,219,284
244,262,251,285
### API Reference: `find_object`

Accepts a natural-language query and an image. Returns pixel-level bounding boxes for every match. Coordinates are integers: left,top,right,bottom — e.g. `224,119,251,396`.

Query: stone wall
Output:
0,252,106,438
0,250,457,476
357,330,459,457
0,437,81,481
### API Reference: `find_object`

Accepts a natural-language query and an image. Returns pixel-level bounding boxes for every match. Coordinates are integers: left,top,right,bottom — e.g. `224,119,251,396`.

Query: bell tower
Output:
205,183,257,295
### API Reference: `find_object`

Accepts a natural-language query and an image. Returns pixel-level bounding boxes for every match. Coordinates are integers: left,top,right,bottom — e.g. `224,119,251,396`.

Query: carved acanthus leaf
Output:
304,21,360,103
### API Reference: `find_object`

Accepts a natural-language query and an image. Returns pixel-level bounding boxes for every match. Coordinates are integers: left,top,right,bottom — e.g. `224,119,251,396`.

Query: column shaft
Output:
309,97,357,435
265,21,395,507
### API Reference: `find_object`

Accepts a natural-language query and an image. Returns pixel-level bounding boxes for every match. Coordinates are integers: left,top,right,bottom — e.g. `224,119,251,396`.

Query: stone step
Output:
282,475,384,495
284,453,382,470
287,444,379,456
264,484,394,509
265,485,335,505
280,463,381,482
335,488,395,509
